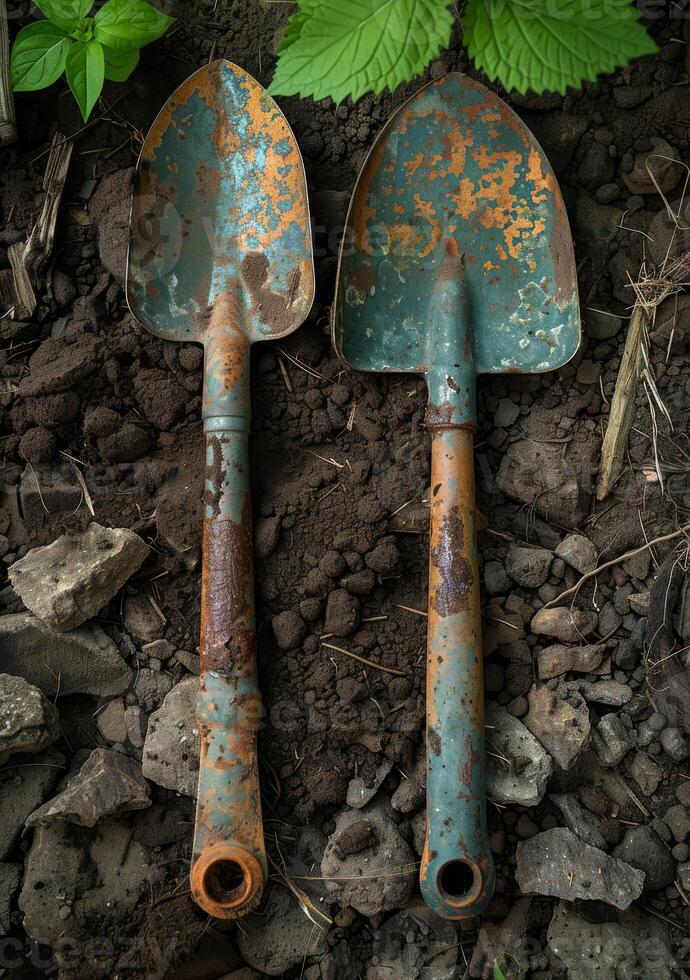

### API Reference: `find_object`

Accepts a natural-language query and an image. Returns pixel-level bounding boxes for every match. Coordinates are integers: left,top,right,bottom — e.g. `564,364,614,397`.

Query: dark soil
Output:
2,1,690,978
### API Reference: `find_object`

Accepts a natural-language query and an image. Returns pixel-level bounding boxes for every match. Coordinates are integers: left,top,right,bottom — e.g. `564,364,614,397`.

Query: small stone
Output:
324,589,361,637
124,705,145,748
0,748,63,860
0,674,60,764
660,727,690,762
664,804,690,843
629,751,663,797
672,843,689,862
678,862,690,893
506,545,553,588
485,703,552,806
134,667,174,712
537,643,607,680
530,607,598,643
613,825,676,890
123,594,165,644
494,398,519,428
592,712,634,767
524,684,590,770
142,639,175,661
390,750,425,814
26,747,150,828
551,793,606,849
8,523,149,632
142,678,199,796
516,828,644,909
571,679,632,707
576,360,601,385
629,593,650,615
272,610,308,651
96,698,127,744
484,561,511,595
346,760,393,810
555,534,598,574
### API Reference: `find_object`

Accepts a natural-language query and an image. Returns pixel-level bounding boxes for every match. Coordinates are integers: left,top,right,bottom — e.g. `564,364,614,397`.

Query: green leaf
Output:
464,0,658,95
269,0,454,103
34,0,92,31
66,38,104,120
93,0,175,51
103,45,139,81
11,21,70,91
493,964,507,980
276,6,310,53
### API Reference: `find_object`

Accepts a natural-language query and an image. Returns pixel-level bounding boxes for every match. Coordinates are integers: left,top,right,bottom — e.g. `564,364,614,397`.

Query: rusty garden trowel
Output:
333,74,580,919
127,61,314,918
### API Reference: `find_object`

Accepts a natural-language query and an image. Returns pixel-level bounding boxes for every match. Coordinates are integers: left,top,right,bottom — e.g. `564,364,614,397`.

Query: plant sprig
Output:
269,0,657,105
11,0,175,122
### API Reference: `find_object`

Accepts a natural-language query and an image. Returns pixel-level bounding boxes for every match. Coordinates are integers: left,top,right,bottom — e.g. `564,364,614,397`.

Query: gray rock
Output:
26,747,150,828
538,643,608,680
577,140,615,189
547,901,680,980
0,613,132,696
571,679,632,706
629,751,663,797
485,703,552,806
346,760,393,810
623,138,683,195
663,804,690,843
505,545,553,588
96,697,127,744
0,863,20,936
555,534,597,574
493,398,519,428
496,439,592,529
551,793,606,848
20,818,154,946
8,523,149,632
142,677,199,796
516,828,644,909
134,667,174,712
122,593,164,644
660,726,690,762
629,592,651,615
613,825,676,890
592,712,634,767
678,862,690,892
0,748,63,859
321,799,416,915
483,560,511,595
0,674,60,764
530,607,598,643
524,684,590,770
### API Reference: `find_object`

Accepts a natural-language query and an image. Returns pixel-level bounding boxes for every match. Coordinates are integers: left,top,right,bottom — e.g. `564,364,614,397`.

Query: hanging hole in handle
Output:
437,859,483,907
203,859,247,906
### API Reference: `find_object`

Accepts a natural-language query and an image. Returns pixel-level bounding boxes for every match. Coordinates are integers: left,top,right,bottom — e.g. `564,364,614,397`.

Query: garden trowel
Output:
127,60,314,918
333,73,580,919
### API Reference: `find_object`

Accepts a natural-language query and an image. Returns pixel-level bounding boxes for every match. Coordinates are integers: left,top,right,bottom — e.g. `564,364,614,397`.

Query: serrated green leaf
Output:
66,38,104,120
269,0,454,104
464,0,658,95
34,0,92,31
93,0,175,51
277,8,309,53
11,21,70,91
103,45,139,80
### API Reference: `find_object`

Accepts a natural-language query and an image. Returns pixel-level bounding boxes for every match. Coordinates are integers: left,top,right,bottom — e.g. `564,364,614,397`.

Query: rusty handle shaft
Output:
190,416,266,919
419,425,495,919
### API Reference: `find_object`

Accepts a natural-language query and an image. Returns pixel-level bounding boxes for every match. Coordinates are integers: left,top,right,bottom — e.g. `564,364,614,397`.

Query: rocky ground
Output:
1,0,690,977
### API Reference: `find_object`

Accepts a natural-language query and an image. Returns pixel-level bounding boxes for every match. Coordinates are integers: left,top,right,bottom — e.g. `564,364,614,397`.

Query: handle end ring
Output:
191,844,264,919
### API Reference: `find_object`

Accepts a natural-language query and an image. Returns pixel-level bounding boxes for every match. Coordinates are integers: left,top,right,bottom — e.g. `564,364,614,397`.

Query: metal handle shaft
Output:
419,425,494,918
190,416,266,918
